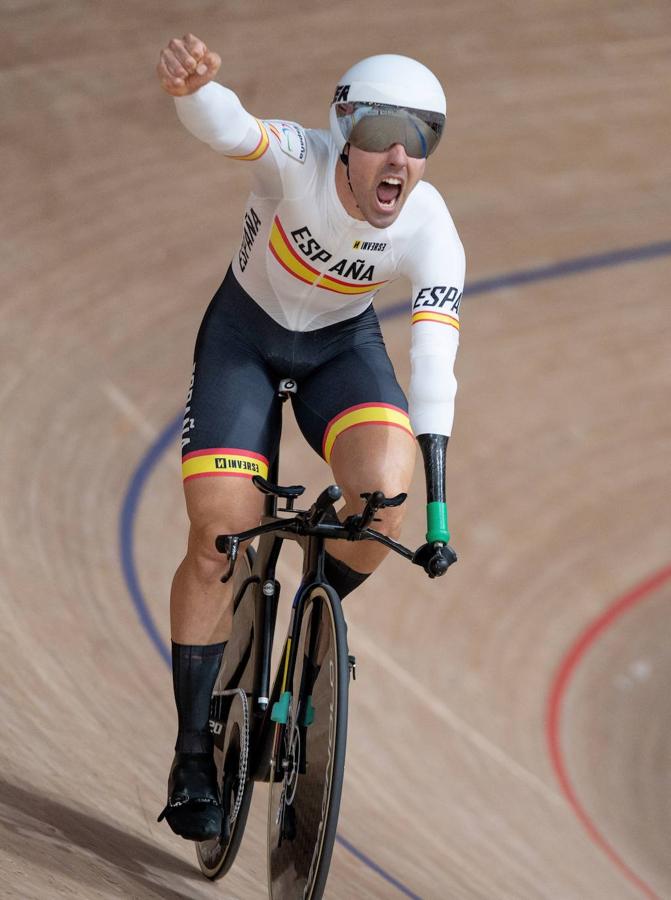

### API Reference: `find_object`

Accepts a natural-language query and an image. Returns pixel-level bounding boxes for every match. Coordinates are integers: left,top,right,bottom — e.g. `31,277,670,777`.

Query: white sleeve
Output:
174,81,266,155
400,186,465,437
174,82,311,199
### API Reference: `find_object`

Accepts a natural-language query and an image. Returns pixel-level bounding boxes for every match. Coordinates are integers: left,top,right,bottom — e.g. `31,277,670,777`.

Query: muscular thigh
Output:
180,274,281,543
292,320,416,519
329,421,416,501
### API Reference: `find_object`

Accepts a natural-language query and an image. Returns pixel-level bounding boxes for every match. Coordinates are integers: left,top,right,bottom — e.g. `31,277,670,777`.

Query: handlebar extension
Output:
359,491,407,509
214,481,455,581
251,474,305,501
307,484,342,525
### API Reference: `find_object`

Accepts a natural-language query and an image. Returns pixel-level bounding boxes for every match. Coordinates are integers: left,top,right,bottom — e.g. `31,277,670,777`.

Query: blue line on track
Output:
119,410,183,668
335,835,422,899
379,238,671,319
118,238,670,897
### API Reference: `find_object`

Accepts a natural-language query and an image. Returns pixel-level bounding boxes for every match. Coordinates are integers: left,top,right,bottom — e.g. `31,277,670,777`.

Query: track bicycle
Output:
195,379,457,899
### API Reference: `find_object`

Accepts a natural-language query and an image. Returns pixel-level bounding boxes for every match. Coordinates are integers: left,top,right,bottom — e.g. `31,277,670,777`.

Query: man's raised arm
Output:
156,33,273,165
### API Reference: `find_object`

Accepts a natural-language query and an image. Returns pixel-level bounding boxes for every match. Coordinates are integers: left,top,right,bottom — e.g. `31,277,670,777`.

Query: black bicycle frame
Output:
228,455,333,784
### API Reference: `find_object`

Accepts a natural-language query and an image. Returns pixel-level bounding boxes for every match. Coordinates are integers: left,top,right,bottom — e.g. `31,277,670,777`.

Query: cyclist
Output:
156,34,464,842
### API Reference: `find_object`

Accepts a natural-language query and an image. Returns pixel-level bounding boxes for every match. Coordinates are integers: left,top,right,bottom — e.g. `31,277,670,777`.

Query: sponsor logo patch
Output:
214,457,260,472
267,120,308,163
352,240,387,252
182,449,269,482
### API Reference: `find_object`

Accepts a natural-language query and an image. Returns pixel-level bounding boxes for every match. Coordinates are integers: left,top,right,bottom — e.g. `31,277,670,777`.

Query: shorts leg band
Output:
182,448,269,482
322,403,413,463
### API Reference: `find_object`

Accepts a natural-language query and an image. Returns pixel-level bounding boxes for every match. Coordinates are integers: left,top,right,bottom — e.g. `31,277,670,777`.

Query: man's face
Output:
347,142,426,228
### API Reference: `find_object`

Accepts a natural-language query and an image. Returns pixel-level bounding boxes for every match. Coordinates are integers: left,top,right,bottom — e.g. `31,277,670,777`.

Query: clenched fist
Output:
157,33,221,96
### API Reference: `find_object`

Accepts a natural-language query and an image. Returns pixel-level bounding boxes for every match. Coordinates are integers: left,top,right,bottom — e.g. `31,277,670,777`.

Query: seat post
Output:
267,378,298,507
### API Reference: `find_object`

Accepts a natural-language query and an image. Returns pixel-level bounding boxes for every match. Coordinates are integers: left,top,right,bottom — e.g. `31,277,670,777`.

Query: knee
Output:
185,512,258,582
372,499,407,540
331,426,415,539
341,473,409,540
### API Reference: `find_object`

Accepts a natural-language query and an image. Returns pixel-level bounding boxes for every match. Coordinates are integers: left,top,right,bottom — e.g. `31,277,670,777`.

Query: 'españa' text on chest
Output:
290,225,377,282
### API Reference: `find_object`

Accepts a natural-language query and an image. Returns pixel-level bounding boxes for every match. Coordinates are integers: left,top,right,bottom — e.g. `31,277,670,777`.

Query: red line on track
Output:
546,564,671,899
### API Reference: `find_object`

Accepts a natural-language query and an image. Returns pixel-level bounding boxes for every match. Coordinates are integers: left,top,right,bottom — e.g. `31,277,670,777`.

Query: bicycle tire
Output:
267,583,349,900
197,547,256,880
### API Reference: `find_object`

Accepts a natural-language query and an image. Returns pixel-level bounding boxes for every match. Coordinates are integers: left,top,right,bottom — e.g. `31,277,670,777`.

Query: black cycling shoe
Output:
157,752,225,842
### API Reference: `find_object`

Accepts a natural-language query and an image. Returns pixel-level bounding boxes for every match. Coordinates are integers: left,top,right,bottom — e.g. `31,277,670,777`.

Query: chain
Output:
218,688,249,824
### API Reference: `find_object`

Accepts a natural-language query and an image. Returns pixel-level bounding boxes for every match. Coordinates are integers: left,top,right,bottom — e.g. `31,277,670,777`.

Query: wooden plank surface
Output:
1,1,669,897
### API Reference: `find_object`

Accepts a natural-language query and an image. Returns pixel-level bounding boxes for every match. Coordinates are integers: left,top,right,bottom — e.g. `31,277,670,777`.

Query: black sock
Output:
172,641,226,754
323,553,370,600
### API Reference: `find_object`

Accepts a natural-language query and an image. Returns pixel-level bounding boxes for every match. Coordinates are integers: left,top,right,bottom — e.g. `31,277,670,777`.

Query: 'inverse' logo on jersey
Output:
215,457,260,473
352,240,387,252
181,449,269,483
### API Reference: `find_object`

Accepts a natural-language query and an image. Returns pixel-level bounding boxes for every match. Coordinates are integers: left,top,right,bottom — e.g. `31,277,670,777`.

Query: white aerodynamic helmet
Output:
329,54,447,158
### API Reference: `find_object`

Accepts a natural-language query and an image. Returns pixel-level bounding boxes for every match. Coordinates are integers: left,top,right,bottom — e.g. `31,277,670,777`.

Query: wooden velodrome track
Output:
2,1,670,897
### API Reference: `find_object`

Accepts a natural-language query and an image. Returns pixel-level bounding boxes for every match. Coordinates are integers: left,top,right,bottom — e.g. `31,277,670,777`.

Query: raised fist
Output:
157,34,221,97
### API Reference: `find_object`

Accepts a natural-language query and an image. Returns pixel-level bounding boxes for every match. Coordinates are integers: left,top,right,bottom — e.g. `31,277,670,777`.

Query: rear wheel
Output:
267,584,348,899
197,548,256,880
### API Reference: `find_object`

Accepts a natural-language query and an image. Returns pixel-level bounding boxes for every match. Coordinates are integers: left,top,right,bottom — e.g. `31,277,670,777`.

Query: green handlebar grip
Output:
426,501,450,544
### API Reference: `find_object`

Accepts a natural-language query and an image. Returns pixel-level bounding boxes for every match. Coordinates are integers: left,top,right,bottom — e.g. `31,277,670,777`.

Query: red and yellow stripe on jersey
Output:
322,403,413,463
229,119,270,161
182,448,269,482
411,310,460,331
269,217,388,296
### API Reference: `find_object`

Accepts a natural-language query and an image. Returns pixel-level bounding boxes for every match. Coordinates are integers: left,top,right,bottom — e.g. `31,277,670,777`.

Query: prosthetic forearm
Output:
417,433,450,543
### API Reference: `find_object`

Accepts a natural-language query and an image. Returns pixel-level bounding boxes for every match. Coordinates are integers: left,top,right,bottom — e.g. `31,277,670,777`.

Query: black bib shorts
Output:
181,268,412,483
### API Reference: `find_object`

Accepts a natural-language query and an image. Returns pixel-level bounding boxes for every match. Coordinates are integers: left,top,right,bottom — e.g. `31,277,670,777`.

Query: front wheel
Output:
267,584,349,900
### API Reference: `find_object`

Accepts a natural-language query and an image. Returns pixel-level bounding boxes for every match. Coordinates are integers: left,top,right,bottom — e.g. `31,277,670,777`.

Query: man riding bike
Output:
155,33,464,842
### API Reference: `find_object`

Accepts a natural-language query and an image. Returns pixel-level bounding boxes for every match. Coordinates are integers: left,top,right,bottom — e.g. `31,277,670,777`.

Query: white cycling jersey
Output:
174,82,464,436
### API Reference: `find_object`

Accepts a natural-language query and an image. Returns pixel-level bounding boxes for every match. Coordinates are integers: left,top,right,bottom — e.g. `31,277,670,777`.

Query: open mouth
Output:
375,177,403,211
